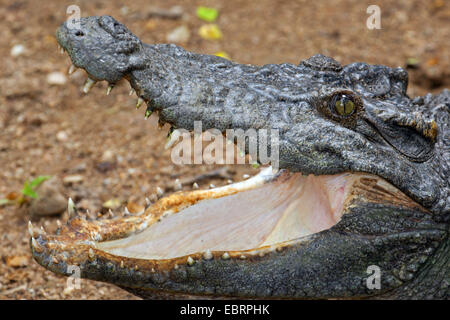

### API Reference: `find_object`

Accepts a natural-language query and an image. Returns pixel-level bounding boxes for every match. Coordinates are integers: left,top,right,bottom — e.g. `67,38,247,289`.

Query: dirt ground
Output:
0,0,448,300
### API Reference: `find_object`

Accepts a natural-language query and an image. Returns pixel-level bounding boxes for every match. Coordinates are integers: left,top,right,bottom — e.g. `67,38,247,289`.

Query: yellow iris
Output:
335,99,354,116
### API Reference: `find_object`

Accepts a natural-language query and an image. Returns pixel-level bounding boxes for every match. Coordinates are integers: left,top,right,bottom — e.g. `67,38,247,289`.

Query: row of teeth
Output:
28,171,236,236
59,45,158,118
29,197,285,267
59,48,184,151
55,46,254,212
58,46,260,155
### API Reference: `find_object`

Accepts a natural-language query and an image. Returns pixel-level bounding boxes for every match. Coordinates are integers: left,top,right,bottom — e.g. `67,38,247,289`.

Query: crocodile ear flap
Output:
369,118,435,162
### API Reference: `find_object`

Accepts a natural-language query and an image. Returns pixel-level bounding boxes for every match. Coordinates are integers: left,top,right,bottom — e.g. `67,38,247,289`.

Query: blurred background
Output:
0,0,448,299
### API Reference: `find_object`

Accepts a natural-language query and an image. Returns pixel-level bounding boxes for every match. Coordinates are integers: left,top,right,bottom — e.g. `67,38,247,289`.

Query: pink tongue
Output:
97,172,351,260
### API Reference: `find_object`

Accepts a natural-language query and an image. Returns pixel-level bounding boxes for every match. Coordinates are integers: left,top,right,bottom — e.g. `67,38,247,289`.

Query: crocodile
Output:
30,15,449,299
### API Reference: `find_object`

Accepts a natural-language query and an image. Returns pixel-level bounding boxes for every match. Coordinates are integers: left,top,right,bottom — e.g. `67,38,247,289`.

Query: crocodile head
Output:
31,15,449,299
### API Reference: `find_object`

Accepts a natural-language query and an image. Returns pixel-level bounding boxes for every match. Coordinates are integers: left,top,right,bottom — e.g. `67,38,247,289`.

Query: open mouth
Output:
96,168,349,259
92,166,423,260
30,164,423,266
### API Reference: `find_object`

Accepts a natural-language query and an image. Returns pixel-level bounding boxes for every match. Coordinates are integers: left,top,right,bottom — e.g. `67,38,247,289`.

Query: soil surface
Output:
0,0,448,300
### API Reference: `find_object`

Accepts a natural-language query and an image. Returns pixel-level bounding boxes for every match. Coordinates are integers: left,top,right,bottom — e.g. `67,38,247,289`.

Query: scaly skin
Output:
30,16,449,299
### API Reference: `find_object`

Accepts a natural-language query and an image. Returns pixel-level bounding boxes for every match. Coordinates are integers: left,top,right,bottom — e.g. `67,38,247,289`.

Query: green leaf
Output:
196,6,218,22
0,199,12,206
21,181,38,199
29,175,51,188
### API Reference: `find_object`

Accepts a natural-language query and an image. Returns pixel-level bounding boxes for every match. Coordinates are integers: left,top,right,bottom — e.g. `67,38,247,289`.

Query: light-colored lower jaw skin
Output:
96,168,355,260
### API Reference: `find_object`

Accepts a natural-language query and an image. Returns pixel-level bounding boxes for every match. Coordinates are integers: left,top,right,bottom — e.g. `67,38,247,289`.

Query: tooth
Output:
58,44,61,51
222,252,230,260
209,184,215,189
31,237,43,253
136,97,144,109
129,88,135,96
123,207,131,216
40,226,46,234
52,256,59,264
60,47,64,54
83,78,96,94
120,260,124,268
145,197,151,208
68,64,76,75
28,221,35,237
242,174,250,179
165,128,181,150
108,209,115,218
106,85,114,95
227,179,233,184
174,179,182,191
56,220,62,228
203,249,213,260
187,256,195,266
67,198,76,219
156,187,164,198
144,107,152,120
192,182,199,189
88,248,95,260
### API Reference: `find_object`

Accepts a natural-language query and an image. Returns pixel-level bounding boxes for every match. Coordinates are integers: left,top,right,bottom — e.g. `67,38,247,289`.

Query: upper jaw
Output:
55,16,443,216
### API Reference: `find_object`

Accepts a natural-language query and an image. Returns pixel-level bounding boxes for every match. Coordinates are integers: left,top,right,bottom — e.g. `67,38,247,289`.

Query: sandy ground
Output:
0,0,448,299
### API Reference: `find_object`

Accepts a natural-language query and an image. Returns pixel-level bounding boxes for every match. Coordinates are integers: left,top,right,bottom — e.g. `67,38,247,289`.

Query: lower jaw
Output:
29,165,424,268
29,165,427,300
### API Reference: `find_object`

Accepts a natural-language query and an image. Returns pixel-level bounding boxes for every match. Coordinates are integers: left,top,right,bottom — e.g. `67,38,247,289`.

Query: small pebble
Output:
101,149,116,162
46,72,67,85
10,44,26,57
6,255,29,268
63,175,84,185
167,25,190,43
120,6,130,16
56,131,68,142
29,177,66,217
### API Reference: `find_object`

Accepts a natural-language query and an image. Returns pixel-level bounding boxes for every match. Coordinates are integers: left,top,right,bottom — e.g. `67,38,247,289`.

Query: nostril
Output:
75,30,84,37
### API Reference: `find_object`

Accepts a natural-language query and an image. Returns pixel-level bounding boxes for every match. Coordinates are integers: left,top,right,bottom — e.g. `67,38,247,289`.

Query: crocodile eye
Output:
330,93,355,116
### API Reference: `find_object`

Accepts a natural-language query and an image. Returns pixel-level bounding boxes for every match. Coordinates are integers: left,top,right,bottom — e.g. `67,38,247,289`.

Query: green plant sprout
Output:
0,175,51,206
